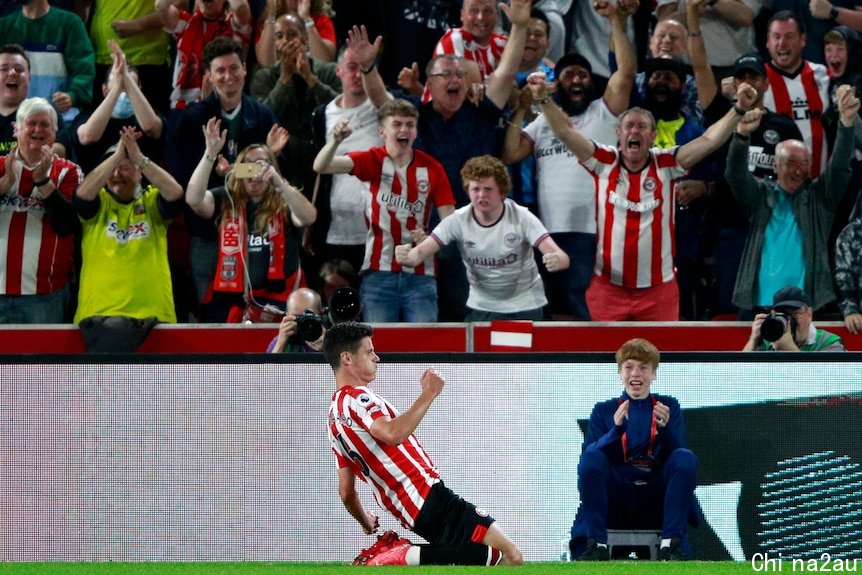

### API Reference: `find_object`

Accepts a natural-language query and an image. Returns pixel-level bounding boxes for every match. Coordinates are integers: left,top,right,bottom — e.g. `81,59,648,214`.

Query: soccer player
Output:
324,322,523,566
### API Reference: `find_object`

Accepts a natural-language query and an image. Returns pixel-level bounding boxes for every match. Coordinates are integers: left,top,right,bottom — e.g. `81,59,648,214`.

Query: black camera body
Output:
293,310,326,343
761,311,798,343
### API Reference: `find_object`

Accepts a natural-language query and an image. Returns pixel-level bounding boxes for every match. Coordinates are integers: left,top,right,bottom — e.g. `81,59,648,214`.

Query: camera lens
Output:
761,314,789,343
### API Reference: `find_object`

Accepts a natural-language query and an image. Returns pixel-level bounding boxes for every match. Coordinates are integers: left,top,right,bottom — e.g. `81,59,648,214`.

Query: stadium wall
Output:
2,322,862,353
2,354,860,562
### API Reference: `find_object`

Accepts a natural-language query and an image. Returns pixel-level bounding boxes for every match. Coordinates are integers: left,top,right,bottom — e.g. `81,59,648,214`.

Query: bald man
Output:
267,288,327,353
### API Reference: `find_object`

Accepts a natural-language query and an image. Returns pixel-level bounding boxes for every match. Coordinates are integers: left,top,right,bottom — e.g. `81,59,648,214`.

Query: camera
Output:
289,287,361,344
294,310,326,343
761,312,797,343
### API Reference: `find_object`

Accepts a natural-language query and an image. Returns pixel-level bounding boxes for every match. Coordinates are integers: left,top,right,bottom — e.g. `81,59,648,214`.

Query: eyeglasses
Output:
428,70,467,79
782,159,810,169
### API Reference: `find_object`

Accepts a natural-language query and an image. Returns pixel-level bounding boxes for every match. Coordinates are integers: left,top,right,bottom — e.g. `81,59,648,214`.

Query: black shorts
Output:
412,481,495,546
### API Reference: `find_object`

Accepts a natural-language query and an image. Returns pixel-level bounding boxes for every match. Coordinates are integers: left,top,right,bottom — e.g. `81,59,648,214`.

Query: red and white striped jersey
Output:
433,28,508,81
348,147,454,276
763,61,829,177
582,145,687,289
328,385,440,530
0,156,81,295
168,10,252,110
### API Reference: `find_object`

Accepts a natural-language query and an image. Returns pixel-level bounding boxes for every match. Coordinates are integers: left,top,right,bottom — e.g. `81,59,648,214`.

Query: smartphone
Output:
234,162,263,179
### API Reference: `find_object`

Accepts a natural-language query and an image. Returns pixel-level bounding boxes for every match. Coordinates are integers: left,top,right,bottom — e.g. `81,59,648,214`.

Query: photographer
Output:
267,288,327,353
743,286,845,351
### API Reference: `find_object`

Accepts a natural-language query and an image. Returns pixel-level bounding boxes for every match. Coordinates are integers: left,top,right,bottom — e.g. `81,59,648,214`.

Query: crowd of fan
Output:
1,0,861,338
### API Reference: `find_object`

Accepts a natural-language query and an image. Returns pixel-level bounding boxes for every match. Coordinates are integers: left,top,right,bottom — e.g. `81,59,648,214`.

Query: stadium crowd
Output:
1,0,862,335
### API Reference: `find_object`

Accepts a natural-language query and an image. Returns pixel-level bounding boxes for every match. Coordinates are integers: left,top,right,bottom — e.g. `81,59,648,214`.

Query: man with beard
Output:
526,72,758,321
620,17,703,123
502,1,635,320
640,55,716,319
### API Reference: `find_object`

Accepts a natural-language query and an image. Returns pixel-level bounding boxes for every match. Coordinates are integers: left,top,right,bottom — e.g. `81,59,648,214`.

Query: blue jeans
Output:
360,271,438,322
540,232,595,320
572,448,697,545
0,285,70,323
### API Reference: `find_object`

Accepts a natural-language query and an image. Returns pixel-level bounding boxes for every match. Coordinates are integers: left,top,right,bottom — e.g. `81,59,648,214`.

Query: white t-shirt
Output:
431,199,550,313
523,98,618,234
324,97,382,245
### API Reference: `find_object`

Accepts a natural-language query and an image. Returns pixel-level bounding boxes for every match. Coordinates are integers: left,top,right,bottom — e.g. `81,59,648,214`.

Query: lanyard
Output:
619,395,658,465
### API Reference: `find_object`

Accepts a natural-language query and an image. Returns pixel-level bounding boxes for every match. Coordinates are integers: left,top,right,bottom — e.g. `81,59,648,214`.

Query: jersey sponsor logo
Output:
466,253,517,267
0,193,43,211
536,141,576,159
748,146,775,173
379,190,426,215
107,220,151,244
609,191,660,213
247,233,271,248
787,97,821,121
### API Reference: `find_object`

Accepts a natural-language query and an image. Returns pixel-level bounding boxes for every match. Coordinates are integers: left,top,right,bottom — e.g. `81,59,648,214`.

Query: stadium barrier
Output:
1,322,861,353
2,354,860,562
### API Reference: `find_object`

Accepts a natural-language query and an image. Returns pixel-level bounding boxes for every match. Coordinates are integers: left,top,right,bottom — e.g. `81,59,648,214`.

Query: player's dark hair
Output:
768,10,805,36
323,322,374,370
529,8,549,33
203,36,245,70
0,44,30,70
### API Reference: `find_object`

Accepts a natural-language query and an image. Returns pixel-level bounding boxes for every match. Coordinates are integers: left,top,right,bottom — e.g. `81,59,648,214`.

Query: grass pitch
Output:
0,562,756,575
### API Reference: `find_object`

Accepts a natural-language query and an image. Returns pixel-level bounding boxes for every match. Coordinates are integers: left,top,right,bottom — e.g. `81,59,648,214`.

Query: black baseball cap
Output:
554,52,592,79
772,286,810,309
734,53,766,77
643,56,687,82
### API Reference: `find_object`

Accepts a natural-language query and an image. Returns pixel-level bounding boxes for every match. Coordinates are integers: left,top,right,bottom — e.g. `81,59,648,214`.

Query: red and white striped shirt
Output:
168,10,252,110
582,145,687,289
328,385,440,530
424,28,508,104
0,155,81,295
433,28,508,80
763,61,829,177
348,147,454,276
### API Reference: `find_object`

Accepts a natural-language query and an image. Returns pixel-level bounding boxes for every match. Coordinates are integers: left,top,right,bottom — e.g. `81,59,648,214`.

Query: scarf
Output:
214,206,286,293
176,10,233,90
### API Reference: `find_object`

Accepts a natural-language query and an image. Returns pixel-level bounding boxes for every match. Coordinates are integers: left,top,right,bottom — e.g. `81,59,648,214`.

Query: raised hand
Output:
119,125,144,164
346,25,382,70
654,401,670,428
266,124,291,156
330,119,352,143
397,63,423,97
0,144,18,191
203,117,227,157
837,84,860,125
613,399,629,426
526,71,551,101
499,0,531,27
420,368,445,398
